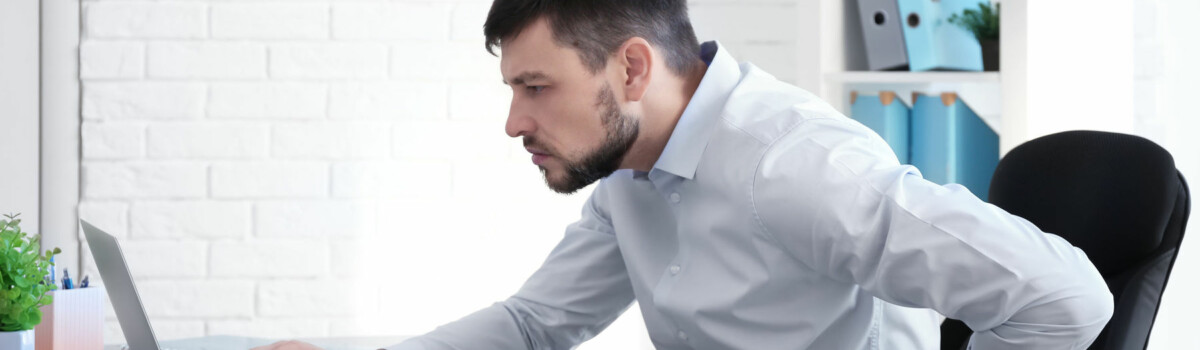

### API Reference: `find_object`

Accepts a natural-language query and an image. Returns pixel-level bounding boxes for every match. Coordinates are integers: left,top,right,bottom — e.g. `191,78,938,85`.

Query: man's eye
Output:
527,86,546,94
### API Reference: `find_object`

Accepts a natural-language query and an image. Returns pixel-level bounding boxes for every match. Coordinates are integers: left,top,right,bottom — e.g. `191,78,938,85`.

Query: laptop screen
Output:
81,220,161,350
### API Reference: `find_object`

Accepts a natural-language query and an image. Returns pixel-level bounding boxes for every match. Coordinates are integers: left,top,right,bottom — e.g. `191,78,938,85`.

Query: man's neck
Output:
619,60,709,172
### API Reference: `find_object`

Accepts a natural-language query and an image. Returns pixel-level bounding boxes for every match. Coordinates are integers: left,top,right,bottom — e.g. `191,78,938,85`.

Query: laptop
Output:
81,219,181,350
83,220,408,350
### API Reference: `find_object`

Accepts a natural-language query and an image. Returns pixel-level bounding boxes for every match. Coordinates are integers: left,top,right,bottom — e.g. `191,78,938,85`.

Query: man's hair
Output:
484,0,702,77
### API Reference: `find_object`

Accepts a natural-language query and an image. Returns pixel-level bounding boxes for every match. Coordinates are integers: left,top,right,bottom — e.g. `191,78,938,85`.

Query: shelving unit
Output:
826,71,1000,85
794,0,1136,155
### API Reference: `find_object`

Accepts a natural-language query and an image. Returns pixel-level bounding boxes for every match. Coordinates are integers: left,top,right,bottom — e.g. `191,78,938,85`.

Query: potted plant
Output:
0,213,61,350
948,2,1000,71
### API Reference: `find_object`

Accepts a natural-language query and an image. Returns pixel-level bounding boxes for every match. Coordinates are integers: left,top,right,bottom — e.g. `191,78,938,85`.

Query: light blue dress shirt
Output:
387,42,1113,350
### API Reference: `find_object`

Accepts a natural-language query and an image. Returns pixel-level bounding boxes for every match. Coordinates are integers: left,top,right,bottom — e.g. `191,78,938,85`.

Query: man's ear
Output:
617,38,653,102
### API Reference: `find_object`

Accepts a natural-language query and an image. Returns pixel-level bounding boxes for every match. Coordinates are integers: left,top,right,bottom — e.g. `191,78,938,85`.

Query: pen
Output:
62,268,74,290
49,256,56,287
80,275,89,288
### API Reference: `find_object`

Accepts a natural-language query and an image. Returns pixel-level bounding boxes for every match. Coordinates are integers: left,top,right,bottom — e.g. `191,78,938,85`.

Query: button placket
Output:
645,175,694,347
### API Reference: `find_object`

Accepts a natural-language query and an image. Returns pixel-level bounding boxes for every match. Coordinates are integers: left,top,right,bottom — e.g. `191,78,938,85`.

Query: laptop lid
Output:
81,219,160,350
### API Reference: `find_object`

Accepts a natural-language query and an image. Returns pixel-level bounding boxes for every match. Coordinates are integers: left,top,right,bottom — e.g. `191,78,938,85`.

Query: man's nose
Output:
505,99,535,138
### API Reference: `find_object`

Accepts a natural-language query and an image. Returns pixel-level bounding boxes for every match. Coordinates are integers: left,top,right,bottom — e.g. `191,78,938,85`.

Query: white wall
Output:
77,0,806,348
1138,0,1200,348
0,0,41,234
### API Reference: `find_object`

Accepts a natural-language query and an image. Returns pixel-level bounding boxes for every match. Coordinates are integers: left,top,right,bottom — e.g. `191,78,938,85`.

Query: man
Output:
259,0,1113,349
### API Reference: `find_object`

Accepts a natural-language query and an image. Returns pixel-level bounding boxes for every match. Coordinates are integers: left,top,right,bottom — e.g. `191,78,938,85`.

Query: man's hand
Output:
251,340,324,350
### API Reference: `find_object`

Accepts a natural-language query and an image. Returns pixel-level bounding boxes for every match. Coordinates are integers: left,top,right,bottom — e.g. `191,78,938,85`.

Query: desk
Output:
103,335,410,350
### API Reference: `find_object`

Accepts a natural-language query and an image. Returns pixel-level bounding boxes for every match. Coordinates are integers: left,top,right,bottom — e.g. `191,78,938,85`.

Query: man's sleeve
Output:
751,116,1114,349
384,181,635,350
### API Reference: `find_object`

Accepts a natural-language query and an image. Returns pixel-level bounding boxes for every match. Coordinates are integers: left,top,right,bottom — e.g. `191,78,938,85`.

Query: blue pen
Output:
62,268,74,290
49,256,56,287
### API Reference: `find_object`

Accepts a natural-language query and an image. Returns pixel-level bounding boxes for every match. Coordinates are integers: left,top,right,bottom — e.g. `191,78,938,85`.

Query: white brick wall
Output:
148,43,267,79
210,162,329,198
121,241,207,278
209,240,330,278
270,44,389,79
78,201,129,238
332,161,453,198
329,82,448,120
84,162,208,199
258,280,380,317
80,42,144,79
332,3,452,40
254,201,376,238
130,201,250,239
272,122,391,159
210,82,327,120
78,1,806,348
84,2,207,39
83,122,144,159
139,280,256,317
147,123,270,159
83,82,206,120
211,3,329,40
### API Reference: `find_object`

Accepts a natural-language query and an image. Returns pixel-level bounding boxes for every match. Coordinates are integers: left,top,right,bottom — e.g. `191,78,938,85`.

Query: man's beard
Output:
526,84,640,194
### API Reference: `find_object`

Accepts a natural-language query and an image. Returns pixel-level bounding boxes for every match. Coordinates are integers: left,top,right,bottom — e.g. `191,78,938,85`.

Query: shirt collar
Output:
650,41,742,180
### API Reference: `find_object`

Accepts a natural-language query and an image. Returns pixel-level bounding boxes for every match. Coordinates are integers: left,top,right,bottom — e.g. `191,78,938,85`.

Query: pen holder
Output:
34,287,105,350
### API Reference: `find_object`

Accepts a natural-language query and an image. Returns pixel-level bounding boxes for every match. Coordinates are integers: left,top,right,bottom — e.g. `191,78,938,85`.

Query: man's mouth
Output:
526,147,551,166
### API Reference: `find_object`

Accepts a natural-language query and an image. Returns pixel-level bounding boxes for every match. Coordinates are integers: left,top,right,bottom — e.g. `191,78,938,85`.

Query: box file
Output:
895,0,988,71
850,91,912,164
856,0,909,70
909,92,998,199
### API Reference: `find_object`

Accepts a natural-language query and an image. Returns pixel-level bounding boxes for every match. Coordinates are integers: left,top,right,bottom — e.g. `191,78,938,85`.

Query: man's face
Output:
500,19,639,194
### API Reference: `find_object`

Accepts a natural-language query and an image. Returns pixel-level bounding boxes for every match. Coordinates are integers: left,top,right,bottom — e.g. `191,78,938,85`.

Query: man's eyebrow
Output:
503,71,549,86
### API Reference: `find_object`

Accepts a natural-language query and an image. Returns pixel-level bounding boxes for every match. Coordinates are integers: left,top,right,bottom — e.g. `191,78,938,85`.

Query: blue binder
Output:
896,0,987,71
850,91,911,164
910,93,998,199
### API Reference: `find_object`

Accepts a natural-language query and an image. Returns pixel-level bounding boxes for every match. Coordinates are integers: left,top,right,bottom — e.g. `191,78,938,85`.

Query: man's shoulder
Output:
714,65,900,182
718,64,849,146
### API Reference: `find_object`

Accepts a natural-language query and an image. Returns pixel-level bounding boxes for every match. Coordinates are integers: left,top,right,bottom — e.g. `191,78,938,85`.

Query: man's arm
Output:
752,116,1113,349
385,182,635,350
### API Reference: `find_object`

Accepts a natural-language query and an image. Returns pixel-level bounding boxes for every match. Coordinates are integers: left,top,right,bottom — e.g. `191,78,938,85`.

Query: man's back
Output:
592,45,940,349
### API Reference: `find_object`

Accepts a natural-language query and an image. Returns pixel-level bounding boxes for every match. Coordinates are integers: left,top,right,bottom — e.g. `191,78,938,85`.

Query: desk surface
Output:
103,335,410,350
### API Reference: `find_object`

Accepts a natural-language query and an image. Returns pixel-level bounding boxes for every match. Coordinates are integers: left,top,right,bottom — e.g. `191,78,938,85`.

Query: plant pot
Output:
981,38,1000,71
0,329,34,350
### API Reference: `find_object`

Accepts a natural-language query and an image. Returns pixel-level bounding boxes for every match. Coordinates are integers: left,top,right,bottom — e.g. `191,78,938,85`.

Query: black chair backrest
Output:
941,130,1191,349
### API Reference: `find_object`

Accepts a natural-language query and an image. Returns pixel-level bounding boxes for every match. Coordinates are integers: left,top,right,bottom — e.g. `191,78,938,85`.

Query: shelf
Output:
821,71,1005,134
825,71,1000,85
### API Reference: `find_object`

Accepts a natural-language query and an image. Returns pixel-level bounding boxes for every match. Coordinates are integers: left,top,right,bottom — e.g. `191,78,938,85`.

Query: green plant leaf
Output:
0,213,61,331
947,2,1000,41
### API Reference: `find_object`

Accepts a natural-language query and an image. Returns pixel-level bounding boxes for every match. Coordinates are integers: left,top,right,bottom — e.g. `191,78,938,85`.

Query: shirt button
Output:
669,193,681,203
669,265,681,274
677,330,688,340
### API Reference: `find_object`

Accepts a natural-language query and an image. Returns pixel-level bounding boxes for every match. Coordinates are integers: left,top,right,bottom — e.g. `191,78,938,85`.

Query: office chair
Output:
940,130,1191,350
